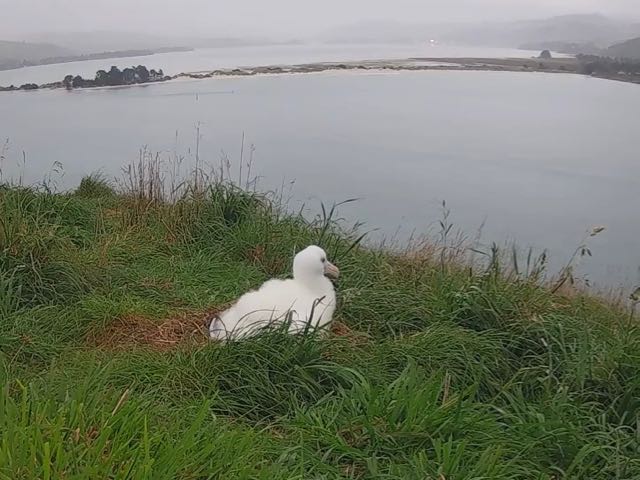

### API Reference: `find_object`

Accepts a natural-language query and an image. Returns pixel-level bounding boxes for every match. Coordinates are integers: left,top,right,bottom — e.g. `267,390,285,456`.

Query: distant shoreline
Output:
2,56,639,92
0,46,193,72
176,57,640,86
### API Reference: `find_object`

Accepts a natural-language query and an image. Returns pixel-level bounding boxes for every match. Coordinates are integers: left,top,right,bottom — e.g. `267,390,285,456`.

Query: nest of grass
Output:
90,309,366,352
89,310,220,352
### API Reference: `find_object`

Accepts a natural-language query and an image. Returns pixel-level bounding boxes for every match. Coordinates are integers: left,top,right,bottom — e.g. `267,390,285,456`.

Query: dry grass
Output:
330,320,371,345
89,311,216,352
88,312,371,353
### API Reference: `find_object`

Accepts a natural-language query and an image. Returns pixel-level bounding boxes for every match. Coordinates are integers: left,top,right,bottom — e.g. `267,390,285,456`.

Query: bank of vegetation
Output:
0,157,639,478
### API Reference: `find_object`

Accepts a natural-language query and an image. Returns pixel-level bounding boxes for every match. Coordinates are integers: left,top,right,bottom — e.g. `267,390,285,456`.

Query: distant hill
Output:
524,36,640,60
322,14,640,50
0,40,73,62
26,31,189,54
0,31,280,72
444,14,640,48
0,47,193,72
518,41,603,55
27,31,280,54
606,37,640,59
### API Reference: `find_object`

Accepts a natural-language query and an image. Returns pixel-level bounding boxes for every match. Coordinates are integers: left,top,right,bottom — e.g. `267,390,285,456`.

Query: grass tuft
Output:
74,173,116,199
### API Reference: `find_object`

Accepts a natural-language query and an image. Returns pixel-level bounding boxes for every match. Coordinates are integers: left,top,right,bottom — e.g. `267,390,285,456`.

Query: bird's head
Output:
293,245,340,283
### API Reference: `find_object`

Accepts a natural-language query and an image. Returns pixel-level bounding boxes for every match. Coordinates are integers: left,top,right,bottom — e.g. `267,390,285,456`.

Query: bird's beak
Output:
324,261,340,280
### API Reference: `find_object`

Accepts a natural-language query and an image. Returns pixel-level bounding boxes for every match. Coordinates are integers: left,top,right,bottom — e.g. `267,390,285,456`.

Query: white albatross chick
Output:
210,245,340,341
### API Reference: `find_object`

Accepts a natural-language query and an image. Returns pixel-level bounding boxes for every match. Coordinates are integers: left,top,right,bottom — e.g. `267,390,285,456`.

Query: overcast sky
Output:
1,0,639,38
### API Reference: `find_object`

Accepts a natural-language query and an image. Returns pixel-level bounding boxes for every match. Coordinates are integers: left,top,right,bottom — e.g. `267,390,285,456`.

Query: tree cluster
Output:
577,54,640,75
63,65,166,89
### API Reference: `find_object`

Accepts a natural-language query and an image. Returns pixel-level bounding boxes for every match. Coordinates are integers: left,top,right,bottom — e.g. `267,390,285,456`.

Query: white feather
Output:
210,245,338,341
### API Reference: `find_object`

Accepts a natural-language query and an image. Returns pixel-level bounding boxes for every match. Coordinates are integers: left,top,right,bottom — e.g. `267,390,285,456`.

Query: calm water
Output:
0,43,543,86
0,67,638,289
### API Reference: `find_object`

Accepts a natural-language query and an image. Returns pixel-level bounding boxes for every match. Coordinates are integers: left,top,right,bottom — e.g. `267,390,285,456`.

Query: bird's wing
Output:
212,279,302,340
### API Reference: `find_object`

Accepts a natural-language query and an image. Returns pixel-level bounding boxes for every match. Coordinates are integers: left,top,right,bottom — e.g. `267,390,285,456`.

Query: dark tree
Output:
95,70,109,86
106,66,123,86
122,67,136,84
134,65,150,83
63,75,74,89
539,50,552,59
72,75,84,88
575,55,640,76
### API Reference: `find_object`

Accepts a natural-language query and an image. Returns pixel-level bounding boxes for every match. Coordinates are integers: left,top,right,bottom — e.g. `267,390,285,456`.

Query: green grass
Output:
0,173,639,479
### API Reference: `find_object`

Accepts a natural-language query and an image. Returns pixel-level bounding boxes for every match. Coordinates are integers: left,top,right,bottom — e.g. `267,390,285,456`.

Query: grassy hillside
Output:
608,37,640,60
1,165,639,479
0,40,72,63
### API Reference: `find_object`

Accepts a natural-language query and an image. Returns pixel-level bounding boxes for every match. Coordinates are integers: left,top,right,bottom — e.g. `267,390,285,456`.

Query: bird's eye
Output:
321,257,326,263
